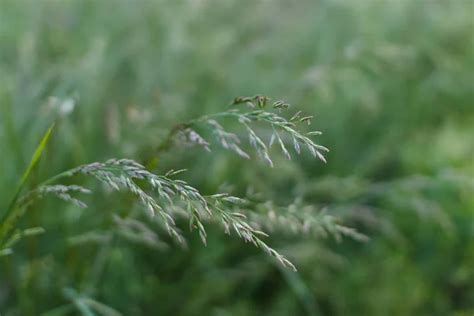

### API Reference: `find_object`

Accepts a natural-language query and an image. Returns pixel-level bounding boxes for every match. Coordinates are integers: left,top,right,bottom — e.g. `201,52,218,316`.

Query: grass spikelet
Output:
16,158,298,269
167,96,330,166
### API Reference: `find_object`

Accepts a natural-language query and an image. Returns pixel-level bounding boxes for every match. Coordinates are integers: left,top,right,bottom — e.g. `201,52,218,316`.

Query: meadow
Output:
0,0,473,315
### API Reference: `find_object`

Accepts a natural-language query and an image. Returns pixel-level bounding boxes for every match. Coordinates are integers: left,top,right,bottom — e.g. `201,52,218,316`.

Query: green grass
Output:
1,0,473,315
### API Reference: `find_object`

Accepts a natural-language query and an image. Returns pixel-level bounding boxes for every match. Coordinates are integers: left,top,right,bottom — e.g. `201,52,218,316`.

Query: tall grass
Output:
1,0,473,315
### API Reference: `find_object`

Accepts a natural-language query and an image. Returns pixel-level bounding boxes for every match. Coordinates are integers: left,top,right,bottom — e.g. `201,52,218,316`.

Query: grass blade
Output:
0,123,55,242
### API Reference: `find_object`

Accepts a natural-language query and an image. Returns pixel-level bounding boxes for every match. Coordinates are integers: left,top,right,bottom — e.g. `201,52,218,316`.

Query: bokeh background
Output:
1,0,473,315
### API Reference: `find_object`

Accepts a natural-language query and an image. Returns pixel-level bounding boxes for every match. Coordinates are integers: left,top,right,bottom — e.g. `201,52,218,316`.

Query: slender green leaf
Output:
0,123,55,242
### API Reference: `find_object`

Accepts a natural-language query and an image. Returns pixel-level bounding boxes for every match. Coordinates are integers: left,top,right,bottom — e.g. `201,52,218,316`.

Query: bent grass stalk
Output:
0,96,361,271
148,96,329,168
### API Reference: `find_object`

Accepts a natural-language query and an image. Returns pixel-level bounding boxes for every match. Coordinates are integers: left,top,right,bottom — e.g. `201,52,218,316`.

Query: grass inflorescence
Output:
0,96,359,272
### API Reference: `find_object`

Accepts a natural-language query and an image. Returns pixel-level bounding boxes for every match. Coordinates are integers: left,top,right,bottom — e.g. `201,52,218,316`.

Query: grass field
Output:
1,0,473,315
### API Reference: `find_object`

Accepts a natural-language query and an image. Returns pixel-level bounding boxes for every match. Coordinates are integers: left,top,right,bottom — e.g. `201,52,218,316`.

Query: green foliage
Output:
0,123,54,253
1,0,473,315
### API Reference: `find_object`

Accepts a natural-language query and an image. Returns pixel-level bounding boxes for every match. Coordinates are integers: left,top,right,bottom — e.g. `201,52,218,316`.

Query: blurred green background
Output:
1,0,473,315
